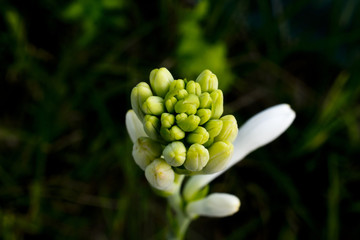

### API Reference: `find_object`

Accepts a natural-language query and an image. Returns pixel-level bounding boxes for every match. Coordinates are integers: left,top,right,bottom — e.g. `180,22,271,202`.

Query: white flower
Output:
127,104,296,203
186,193,240,218
184,104,296,201
126,110,147,143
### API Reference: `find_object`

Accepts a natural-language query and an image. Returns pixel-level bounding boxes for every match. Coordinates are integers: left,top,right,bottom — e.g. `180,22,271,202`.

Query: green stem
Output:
167,175,192,240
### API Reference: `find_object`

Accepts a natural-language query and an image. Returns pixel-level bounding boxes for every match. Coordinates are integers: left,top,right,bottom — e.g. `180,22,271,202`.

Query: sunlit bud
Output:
131,82,153,120
161,113,175,128
132,137,162,170
176,89,189,100
196,109,212,125
165,86,187,99
186,193,240,219
165,96,177,113
143,115,161,140
199,92,212,109
214,115,238,143
186,127,209,145
163,141,187,167
142,96,165,116
149,68,174,98
201,141,233,174
169,79,185,92
186,80,201,96
160,126,185,142
195,69,218,93
174,94,200,115
176,113,201,132
204,119,223,138
145,158,175,191
210,90,223,119
184,144,210,172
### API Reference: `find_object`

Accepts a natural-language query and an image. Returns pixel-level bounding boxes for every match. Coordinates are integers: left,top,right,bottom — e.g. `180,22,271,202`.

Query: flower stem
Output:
167,175,192,240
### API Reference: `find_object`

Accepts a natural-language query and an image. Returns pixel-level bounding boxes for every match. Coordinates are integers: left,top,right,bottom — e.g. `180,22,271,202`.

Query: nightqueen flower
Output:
128,68,237,176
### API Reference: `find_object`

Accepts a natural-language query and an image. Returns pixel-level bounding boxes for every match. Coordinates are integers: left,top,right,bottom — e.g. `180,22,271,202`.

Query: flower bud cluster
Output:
131,68,238,187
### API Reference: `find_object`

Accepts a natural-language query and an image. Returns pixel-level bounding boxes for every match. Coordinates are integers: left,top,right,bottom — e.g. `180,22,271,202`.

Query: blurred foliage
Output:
1,0,360,239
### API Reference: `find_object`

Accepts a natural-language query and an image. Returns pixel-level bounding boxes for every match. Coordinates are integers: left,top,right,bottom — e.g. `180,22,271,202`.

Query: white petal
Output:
184,104,295,200
125,110,147,143
229,103,295,167
186,193,240,218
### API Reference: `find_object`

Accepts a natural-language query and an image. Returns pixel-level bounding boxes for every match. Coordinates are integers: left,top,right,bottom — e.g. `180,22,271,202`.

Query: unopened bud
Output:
165,97,177,113
143,115,161,140
126,110,147,143
204,119,223,138
145,158,175,191
176,113,201,132
163,141,187,167
199,92,212,109
142,96,165,116
160,126,185,142
174,94,200,115
196,109,212,125
184,144,210,172
195,69,218,93
203,137,214,148
210,90,223,119
131,82,153,120
149,68,174,98
186,127,209,145
186,80,201,96
169,79,185,92
132,137,162,170
215,115,238,143
161,113,175,128
186,193,240,219
201,141,233,174
176,89,189,100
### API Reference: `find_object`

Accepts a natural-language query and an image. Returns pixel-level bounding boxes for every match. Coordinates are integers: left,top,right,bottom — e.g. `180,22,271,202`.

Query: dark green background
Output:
1,0,360,239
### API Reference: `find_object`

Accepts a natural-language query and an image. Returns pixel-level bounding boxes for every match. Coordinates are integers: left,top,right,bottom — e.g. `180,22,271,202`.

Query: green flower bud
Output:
165,96,177,113
132,137,162,170
177,89,188,100
210,90,223,119
149,68,174,97
160,126,185,142
186,80,201,96
204,119,223,138
163,141,187,167
199,92,212,109
161,113,175,128
215,115,238,143
142,96,165,116
203,137,214,148
131,82,153,120
195,69,218,93
169,79,185,92
176,113,201,132
145,158,175,191
201,141,233,174
174,94,200,115
143,115,161,140
196,109,212,125
186,126,209,145
184,144,210,172
165,88,188,101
